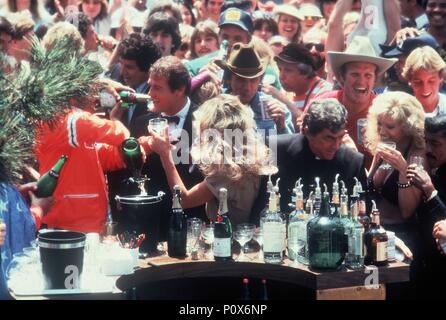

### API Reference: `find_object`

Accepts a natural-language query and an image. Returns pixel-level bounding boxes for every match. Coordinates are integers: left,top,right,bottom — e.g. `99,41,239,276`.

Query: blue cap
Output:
218,8,253,33
381,33,440,58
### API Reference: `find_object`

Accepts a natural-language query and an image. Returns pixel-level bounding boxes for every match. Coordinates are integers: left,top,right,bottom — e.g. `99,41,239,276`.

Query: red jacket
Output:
35,109,129,233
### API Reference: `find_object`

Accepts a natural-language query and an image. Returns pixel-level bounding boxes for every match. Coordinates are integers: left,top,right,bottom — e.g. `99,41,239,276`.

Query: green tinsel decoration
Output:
0,35,103,184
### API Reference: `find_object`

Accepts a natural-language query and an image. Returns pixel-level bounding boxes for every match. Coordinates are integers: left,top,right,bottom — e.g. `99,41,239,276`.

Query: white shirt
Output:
162,97,191,140
426,93,446,118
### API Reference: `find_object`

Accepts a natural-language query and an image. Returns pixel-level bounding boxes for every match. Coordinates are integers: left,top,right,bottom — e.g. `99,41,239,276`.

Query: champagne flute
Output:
377,141,396,170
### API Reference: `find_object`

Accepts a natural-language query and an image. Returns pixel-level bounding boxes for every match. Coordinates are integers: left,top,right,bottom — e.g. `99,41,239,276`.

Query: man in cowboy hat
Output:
216,42,294,135
302,35,397,167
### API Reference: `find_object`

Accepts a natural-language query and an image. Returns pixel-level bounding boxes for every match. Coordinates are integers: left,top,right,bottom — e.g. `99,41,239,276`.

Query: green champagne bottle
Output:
120,137,144,179
35,155,68,197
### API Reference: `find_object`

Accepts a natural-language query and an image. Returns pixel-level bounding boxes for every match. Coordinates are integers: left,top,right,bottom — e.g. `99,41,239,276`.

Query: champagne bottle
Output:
364,200,388,266
35,155,68,197
214,188,233,261
120,137,143,179
119,91,151,104
167,185,187,258
307,185,346,270
98,90,151,109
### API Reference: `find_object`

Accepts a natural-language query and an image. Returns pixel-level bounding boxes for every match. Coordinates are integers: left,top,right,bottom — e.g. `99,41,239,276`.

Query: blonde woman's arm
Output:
148,127,215,209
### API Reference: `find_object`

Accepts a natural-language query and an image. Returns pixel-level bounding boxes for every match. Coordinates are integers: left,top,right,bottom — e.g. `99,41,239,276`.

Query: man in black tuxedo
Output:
272,98,367,213
132,56,206,241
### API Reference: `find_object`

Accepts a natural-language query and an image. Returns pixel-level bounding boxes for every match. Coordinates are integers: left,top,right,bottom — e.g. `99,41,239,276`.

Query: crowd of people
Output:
1,0,446,299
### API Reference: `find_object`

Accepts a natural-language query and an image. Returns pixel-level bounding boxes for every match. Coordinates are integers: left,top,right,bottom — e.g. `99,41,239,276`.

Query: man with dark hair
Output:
132,56,206,241
399,0,429,29
65,12,99,53
273,98,366,212
108,33,162,129
143,12,181,57
406,115,446,298
274,43,332,126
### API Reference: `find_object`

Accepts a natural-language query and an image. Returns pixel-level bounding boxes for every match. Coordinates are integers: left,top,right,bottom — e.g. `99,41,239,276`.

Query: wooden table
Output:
116,255,410,300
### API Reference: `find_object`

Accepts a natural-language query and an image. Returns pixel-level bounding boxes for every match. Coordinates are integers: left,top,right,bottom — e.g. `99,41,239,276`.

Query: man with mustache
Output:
406,115,446,298
302,36,397,167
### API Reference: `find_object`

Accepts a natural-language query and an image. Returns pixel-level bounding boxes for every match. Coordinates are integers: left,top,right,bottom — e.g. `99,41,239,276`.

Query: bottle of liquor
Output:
332,174,340,206
119,91,151,104
259,174,274,229
288,179,307,262
313,177,322,215
344,193,365,270
354,177,370,230
339,181,350,227
213,188,233,261
167,185,187,258
273,178,287,257
262,191,283,264
307,185,346,270
241,278,251,300
364,200,388,267
35,155,68,198
120,137,144,179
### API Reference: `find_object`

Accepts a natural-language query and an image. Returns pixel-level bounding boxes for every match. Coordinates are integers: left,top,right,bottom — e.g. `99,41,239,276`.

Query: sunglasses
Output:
304,43,325,52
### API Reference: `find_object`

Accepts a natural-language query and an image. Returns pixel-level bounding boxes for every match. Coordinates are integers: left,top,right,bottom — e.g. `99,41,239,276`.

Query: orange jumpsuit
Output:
35,109,130,233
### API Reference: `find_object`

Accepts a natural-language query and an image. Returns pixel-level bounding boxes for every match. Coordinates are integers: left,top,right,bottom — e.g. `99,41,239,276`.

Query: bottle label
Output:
213,237,231,257
263,222,283,252
376,241,387,262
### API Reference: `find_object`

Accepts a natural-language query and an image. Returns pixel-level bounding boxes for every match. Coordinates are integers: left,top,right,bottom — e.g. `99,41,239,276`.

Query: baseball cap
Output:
381,33,440,58
218,8,253,33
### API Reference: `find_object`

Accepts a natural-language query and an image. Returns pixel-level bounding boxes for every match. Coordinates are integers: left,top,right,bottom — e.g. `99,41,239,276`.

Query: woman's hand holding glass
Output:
147,126,174,160
376,142,407,172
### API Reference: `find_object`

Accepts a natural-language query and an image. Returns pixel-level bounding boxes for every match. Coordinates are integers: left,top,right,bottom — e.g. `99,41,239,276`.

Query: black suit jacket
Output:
131,102,206,240
251,134,366,222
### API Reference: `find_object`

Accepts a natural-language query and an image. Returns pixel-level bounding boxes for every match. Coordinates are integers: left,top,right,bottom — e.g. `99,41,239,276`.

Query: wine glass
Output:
234,224,256,262
377,141,396,170
186,218,202,255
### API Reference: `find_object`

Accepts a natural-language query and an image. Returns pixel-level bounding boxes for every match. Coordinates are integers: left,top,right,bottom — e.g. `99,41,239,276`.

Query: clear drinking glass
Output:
200,223,215,260
409,155,424,170
148,118,168,135
234,224,256,261
377,141,396,170
186,217,202,255
291,239,306,268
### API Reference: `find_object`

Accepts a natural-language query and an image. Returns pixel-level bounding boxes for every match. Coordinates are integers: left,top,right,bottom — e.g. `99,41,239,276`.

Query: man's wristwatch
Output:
425,189,438,202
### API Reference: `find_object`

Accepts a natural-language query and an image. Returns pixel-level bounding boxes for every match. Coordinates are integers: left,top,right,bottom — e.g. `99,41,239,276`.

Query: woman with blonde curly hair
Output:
366,91,426,260
148,94,277,225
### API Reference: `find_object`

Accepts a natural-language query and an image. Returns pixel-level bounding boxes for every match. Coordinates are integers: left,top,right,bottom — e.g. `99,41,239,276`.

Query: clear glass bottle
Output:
259,174,274,229
345,193,365,270
167,185,187,258
364,200,388,267
313,177,322,215
262,191,283,264
213,188,233,261
288,179,308,264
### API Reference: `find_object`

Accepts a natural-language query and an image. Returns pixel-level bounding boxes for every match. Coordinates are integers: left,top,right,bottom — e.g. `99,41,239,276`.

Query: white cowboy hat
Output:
273,4,303,21
327,36,397,82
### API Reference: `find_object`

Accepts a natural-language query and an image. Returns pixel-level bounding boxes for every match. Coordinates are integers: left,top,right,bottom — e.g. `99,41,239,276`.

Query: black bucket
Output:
115,192,164,255
38,229,86,290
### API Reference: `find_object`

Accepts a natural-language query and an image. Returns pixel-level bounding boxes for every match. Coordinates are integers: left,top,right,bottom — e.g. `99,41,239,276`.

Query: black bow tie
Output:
162,115,180,125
